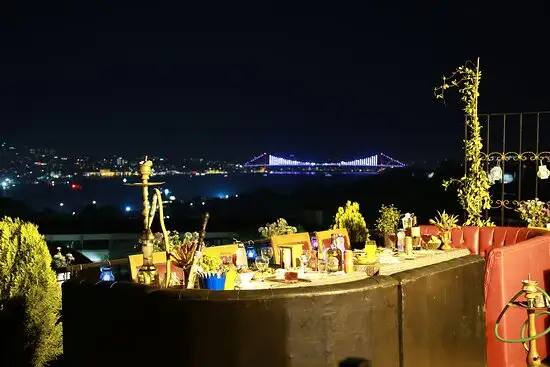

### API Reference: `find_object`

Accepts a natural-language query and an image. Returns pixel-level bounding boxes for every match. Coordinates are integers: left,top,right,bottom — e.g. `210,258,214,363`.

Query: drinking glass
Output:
261,247,274,264
255,256,269,279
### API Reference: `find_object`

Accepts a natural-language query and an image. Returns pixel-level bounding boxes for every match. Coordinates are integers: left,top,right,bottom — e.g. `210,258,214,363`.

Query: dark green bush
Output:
0,217,62,366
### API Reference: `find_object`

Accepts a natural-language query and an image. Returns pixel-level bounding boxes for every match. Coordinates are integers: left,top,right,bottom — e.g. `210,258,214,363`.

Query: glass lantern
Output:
100,266,115,282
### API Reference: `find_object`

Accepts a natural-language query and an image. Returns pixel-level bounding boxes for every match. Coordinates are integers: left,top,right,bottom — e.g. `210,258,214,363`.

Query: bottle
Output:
317,240,326,272
405,236,413,256
344,250,354,273
336,233,346,253
326,237,343,273
309,251,319,271
236,243,247,268
397,229,405,252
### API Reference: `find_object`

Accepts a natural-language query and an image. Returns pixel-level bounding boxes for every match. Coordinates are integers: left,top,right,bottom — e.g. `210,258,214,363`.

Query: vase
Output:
384,233,396,249
440,231,452,251
198,273,227,290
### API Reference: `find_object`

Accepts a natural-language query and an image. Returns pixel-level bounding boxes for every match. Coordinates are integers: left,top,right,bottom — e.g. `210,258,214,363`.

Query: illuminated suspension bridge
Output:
242,153,406,174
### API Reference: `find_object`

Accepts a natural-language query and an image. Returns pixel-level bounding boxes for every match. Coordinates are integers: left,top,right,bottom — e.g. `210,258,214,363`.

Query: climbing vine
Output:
434,58,493,226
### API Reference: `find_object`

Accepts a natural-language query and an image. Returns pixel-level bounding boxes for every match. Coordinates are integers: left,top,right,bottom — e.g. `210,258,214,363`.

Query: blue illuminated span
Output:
243,153,406,168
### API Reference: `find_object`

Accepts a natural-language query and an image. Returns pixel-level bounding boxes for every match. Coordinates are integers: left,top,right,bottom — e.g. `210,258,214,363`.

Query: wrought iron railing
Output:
469,112,550,225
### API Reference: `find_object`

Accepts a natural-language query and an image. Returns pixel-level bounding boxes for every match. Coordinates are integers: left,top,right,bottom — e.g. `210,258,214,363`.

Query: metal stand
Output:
495,275,550,366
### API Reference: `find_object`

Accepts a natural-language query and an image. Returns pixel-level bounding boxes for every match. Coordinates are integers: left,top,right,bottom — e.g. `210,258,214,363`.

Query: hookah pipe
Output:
494,274,550,366
126,157,169,286
148,188,171,288
186,212,210,289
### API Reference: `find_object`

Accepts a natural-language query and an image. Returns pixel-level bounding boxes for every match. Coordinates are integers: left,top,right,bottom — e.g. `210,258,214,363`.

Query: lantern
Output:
246,246,257,259
488,166,503,183
100,266,115,282
537,165,549,180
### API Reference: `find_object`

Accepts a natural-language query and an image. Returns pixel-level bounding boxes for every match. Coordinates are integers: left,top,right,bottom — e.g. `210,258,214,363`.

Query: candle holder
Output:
126,156,169,286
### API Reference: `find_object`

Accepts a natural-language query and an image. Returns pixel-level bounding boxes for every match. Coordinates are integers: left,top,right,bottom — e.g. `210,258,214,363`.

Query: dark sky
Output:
1,2,549,162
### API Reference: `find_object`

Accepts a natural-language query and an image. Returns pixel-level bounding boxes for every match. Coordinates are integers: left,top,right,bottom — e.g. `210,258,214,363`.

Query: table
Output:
240,248,471,290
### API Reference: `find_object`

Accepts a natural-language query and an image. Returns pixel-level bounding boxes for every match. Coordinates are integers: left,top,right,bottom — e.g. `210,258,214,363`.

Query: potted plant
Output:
52,247,75,284
375,204,401,248
258,218,298,238
516,199,550,229
197,254,226,290
429,211,460,250
333,201,370,248
153,231,200,286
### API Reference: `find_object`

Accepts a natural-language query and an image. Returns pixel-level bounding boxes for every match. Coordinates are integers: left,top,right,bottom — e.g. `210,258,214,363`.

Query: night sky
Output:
1,2,549,162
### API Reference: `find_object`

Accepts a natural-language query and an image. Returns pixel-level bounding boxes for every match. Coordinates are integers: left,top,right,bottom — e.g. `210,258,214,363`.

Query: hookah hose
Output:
494,286,550,344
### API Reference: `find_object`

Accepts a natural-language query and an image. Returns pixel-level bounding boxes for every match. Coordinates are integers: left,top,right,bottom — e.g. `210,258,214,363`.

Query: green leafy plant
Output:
258,218,297,238
198,254,222,273
516,199,550,228
152,231,199,252
435,58,493,226
429,211,460,232
152,231,200,269
375,204,401,236
333,201,370,244
0,217,62,366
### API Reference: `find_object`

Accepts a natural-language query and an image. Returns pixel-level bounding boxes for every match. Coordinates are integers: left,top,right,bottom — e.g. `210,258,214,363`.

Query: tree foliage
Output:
434,58,493,226
0,217,62,366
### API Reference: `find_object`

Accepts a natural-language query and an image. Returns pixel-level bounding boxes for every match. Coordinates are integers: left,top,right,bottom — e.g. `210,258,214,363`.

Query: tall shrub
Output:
0,217,62,366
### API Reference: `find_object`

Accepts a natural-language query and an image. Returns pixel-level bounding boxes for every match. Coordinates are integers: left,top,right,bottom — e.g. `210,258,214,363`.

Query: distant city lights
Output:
169,195,176,201
92,200,97,205
122,178,127,183
72,212,76,215
59,203,64,207
125,206,131,212
164,189,170,196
